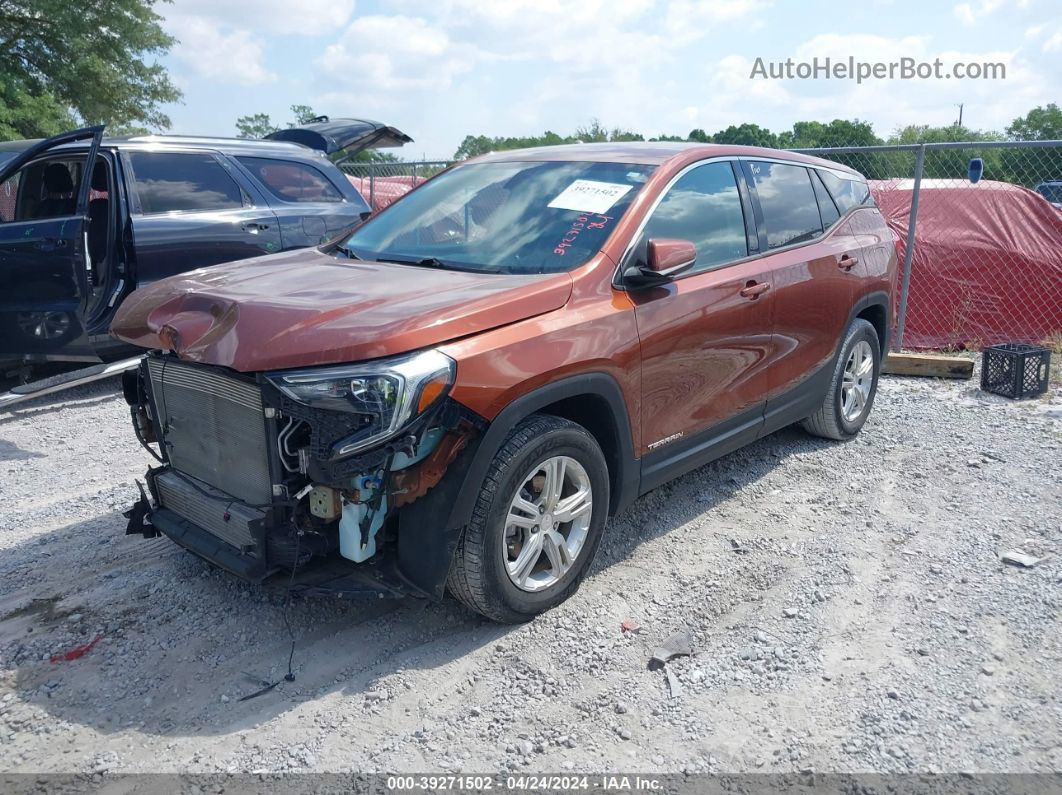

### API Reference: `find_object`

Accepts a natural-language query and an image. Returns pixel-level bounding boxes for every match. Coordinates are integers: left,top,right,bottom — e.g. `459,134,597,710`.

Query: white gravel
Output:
0,365,1059,775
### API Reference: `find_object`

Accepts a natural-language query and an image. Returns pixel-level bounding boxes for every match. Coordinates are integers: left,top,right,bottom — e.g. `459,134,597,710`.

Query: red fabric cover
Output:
870,178,1062,349
346,174,424,212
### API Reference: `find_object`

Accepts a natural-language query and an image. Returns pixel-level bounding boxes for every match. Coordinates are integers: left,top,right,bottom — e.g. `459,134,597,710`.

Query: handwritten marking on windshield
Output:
553,214,612,256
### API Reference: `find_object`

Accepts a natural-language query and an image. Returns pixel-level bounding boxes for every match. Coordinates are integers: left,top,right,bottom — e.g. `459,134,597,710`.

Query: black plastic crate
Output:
980,343,1051,399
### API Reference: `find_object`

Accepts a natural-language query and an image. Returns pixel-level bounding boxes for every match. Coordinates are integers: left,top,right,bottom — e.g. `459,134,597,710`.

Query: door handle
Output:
838,254,859,271
739,280,771,299
242,222,270,234
35,238,65,252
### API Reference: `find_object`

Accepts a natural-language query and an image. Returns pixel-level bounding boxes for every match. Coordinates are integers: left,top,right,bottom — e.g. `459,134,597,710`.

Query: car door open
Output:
0,126,103,359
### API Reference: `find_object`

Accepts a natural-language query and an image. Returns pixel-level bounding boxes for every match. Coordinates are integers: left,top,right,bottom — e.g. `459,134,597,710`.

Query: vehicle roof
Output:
465,141,863,176
0,134,327,159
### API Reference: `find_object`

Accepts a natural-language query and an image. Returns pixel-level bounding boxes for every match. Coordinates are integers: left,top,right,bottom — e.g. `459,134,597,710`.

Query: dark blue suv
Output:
0,118,411,366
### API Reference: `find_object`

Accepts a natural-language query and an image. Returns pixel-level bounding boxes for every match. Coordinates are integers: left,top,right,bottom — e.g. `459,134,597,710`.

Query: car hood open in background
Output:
265,117,413,157
109,249,573,371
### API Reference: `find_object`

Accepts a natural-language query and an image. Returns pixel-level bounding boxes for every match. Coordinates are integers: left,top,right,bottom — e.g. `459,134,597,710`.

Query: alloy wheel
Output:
503,455,593,593
841,339,874,422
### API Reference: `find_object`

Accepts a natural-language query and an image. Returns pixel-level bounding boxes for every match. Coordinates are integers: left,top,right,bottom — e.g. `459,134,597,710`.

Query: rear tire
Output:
802,318,880,441
446,414,610,623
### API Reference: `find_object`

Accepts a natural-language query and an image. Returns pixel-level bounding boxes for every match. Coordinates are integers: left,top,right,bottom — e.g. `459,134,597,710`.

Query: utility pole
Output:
955,103,964,127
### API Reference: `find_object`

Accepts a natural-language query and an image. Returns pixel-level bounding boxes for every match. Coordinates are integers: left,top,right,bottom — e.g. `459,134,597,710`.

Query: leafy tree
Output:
235,112,278,140
778,119,881,149
776,119,884,176
236,105,330,139
0,80,75,140
289,104,319,126
886,124,1005,181
0,0,180,140
1002,104,1062,186
1006,103,1062,141
688,128,710,143
710,123,778,148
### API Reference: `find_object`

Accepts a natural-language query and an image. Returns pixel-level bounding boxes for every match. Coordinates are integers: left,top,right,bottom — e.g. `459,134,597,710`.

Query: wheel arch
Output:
393,373,639,600
854,291,891,353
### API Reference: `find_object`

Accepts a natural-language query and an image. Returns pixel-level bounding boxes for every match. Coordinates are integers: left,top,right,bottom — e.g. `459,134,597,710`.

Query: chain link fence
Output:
791,140,1062,352
338,160,451,212
340,143,1062,354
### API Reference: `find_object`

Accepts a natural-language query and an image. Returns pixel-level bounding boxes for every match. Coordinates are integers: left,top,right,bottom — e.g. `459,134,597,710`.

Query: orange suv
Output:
115,142,897,623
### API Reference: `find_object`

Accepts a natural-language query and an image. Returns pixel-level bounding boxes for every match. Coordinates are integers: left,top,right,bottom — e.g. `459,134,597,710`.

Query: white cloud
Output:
170,0,356,35
663,0,771,43
315,16,476,91
166,14,276,85
953,0,1028,26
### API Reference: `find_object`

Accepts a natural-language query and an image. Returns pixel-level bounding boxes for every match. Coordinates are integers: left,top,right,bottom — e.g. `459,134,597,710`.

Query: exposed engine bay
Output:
123,351,481,598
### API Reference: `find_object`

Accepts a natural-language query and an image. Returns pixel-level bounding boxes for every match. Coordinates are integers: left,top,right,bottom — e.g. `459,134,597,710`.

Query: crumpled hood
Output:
111,248,573,371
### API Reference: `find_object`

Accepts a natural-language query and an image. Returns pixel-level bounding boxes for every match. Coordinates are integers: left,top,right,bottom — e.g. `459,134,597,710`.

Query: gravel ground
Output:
0,365,1059,776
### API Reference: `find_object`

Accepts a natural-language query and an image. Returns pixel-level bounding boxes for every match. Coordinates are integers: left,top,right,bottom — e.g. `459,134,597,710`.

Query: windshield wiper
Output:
333,243,363,259
374,255,481,272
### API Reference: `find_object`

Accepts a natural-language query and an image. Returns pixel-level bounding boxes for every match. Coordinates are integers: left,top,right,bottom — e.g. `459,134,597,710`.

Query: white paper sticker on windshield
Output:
548,180,633,214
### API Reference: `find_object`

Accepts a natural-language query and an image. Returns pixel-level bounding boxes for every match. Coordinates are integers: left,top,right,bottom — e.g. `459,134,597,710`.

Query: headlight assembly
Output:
267,349,455,458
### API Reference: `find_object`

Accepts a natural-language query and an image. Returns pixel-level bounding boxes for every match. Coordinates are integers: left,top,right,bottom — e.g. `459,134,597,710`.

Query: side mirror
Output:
968,158,984,184
623,238,697,287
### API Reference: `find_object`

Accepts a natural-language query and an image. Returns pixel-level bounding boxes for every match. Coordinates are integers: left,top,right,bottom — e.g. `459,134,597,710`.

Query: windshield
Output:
342,160,656,273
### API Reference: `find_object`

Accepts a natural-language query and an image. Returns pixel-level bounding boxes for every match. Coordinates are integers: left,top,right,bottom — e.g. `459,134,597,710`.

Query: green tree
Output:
711,123,778,147
235,105,326,139
1003,104,1062,186
0,0,180,140
887,124,1005,181
777,119,885,177
235,112,278,139
779,119,881,149
1006,103,1062,140
687,128,710,143
288,104,319,126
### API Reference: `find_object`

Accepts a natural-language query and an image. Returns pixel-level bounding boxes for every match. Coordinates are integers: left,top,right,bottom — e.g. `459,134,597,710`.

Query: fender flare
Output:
853,290,892,353
395,372,639,599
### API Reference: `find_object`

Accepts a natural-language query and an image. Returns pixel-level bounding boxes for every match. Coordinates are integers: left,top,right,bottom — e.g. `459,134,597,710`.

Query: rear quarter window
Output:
238,156,343,203
128,151,246,214
818,168,872,213
748,161,823,250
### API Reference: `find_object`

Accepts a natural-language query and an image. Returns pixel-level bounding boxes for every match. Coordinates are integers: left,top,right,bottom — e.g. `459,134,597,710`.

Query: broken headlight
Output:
267,349,455,457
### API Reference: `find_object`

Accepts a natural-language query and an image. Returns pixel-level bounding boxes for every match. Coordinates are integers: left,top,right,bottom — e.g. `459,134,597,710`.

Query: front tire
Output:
802,318,880,441
446,414,610,623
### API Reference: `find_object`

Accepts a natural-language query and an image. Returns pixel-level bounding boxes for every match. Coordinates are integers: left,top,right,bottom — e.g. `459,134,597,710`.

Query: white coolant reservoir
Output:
338,498,385,562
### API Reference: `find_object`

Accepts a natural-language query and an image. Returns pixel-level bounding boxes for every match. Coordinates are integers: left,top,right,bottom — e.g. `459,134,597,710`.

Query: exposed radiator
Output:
146,358,273,506
154,469,264,553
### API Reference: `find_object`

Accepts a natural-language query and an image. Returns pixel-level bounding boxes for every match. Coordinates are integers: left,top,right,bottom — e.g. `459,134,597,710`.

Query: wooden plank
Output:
882,352,974,379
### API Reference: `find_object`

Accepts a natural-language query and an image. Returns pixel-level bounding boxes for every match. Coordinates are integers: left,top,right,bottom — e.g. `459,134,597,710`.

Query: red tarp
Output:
870,178,1062,350
346,174,423,212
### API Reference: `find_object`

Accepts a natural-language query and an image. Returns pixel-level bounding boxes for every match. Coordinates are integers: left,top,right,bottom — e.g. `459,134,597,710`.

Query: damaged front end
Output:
123,350,482,599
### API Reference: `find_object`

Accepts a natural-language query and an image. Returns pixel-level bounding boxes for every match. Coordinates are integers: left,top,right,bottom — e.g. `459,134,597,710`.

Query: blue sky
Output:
156,0,1061,159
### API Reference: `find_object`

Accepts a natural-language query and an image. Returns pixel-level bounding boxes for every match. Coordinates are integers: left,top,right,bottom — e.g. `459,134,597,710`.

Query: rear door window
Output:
639,161,748,274
127,151,246,214
748,161,823,250
818,169,872,212
237,157,343,203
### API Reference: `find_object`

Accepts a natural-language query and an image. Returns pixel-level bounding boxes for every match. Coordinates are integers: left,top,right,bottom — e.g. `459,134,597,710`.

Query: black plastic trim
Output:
150,508,272,582
448,373,638,528
639,404,763,495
